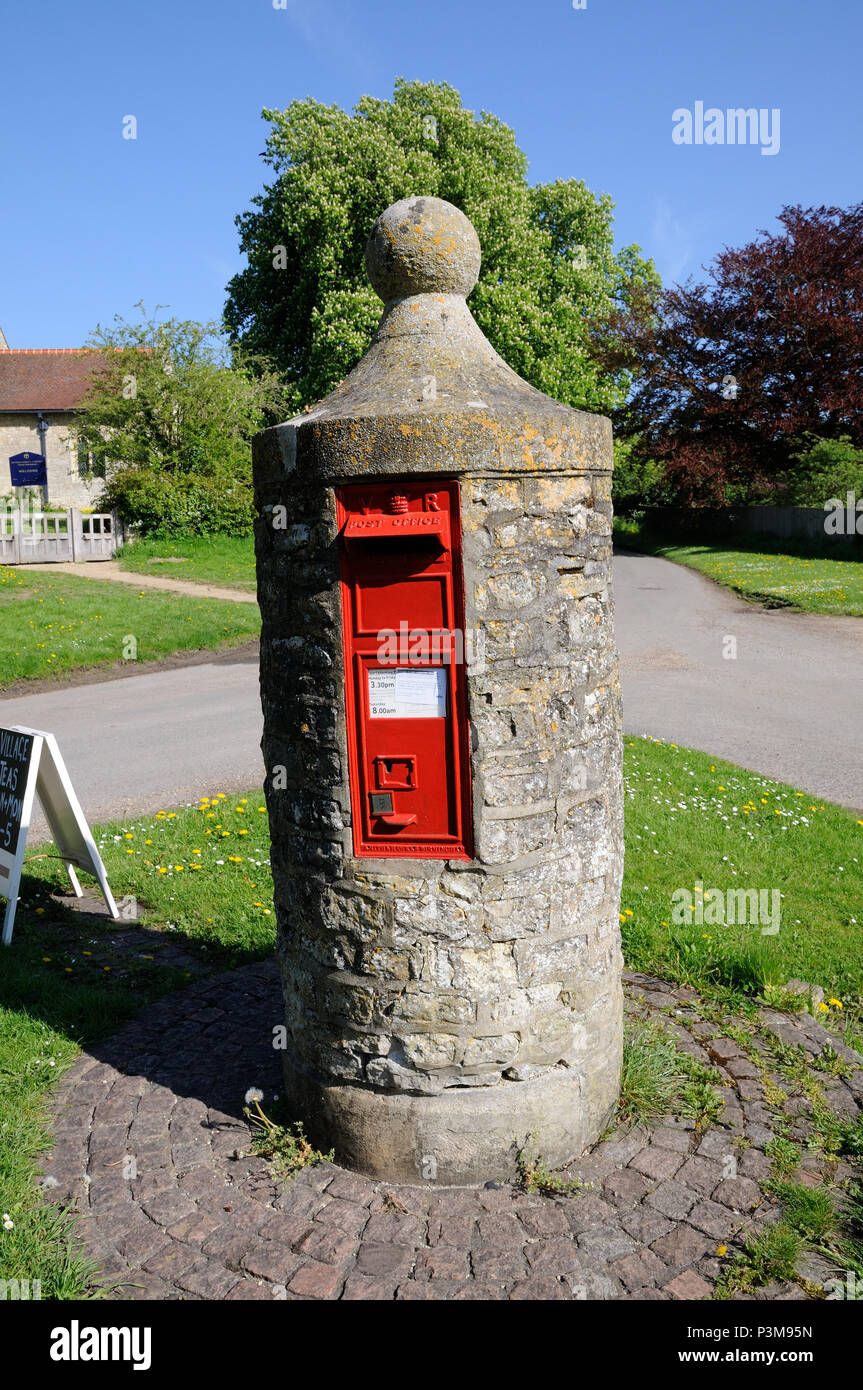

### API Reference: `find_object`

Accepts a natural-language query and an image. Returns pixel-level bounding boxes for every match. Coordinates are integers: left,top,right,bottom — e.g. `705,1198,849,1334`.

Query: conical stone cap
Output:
257,195,611,481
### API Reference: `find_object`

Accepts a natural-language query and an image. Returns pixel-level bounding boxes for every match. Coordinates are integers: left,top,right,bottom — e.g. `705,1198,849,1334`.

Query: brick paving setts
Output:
39,963,863,1301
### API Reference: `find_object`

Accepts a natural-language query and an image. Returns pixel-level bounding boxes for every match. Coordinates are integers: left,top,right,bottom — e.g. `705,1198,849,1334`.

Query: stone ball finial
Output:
365,196,481,302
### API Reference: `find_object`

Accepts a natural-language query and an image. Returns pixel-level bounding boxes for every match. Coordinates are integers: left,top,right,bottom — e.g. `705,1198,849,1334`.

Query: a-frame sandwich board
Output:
1,725,118,946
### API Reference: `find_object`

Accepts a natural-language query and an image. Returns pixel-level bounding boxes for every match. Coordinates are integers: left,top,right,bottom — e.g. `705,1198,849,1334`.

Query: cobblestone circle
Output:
40,965,863,1301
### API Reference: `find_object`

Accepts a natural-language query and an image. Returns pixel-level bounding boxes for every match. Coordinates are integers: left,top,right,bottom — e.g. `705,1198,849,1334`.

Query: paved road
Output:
0,650,264,841
2,551,861,839
615,550,863,812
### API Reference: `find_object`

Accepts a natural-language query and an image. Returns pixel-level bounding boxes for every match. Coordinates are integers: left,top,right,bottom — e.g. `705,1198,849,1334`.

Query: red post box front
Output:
335,479,472,859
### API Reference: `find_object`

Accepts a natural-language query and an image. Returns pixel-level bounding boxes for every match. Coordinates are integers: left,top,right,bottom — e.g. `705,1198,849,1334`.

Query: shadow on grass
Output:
0,869,280,1299
0,868,270,1052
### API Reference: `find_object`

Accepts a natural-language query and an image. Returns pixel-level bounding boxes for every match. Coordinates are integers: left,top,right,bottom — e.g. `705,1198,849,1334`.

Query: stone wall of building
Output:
0,412,101,508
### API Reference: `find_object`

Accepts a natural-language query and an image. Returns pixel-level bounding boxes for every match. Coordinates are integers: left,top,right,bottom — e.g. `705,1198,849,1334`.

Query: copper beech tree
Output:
602,202,863,504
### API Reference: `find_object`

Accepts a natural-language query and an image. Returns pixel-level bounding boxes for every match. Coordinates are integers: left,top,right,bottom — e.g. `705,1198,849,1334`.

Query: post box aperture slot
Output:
346,534,444,563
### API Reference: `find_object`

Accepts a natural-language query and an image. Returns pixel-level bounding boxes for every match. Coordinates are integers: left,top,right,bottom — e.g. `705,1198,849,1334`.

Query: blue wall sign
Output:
9,452,47,487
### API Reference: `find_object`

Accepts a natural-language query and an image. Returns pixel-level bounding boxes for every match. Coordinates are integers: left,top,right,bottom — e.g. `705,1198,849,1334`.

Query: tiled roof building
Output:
0,339,106,506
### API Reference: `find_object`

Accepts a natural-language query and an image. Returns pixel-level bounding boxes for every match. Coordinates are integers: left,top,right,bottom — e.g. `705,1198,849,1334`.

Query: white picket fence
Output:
0,507,122,564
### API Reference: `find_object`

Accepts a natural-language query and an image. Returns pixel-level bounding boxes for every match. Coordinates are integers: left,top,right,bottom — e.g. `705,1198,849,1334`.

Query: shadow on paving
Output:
10,877,862,1302
32,955,863,1303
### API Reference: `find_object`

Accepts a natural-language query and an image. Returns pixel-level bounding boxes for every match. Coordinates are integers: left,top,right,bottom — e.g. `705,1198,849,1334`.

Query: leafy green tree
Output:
782,435,863,505
74,304,286,534
225,79,657,417
611,438,667,514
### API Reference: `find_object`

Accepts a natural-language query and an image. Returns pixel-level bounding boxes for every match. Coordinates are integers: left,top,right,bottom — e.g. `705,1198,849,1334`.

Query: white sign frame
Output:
1,725,118,946
367,667,448,719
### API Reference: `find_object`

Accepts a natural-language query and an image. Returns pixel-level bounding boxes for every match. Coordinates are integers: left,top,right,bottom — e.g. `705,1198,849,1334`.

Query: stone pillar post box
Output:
253,196,623,1185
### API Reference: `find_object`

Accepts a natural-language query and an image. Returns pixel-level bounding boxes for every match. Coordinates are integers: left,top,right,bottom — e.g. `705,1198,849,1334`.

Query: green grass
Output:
0,916,202,1296
3,738,862,1295
0,790,275,1296
769,1180,838,1243
617,1022,684,1125
85,792,277,960
621,736,863,1007
715,1223,803,1298
717,1157,862,1297
0,563,260,686
116,534,256,592
245,1099,334,1181
765,1137,802,1177
0,1011,102,1298
616,1021,723,1131
615,519,863,617
516,1142,590,1196
828,1183,863,1286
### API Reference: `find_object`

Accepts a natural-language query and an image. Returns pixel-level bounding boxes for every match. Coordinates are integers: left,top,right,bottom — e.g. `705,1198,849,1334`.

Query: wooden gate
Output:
0,507,122,564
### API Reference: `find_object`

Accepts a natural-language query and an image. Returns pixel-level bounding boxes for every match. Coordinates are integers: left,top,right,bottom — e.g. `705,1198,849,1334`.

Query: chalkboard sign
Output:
0,728,34,857
0,724,118,946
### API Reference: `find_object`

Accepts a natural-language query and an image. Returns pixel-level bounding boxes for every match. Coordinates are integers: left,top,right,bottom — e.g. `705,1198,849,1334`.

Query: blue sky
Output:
2,0,860,347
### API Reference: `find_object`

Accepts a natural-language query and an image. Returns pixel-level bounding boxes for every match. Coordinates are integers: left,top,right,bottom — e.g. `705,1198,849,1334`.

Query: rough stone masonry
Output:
252,196,623,1184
